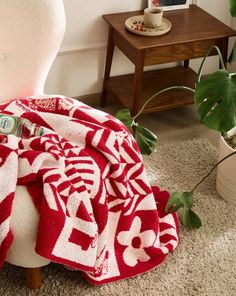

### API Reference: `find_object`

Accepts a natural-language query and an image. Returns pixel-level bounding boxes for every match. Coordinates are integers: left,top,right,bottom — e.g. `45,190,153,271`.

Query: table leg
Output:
184,60,189,68
220,37,229,69
100,26,115,107
131,52,145,116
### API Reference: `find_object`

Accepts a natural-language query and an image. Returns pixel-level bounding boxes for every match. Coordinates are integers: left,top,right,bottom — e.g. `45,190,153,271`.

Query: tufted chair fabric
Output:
0,0,66,288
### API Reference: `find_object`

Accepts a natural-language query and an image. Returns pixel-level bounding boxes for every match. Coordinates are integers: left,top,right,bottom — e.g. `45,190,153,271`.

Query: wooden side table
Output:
101,5,235,115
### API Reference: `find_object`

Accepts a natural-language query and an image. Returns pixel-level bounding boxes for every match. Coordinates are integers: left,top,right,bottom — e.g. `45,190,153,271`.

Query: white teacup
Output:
144,7,163,28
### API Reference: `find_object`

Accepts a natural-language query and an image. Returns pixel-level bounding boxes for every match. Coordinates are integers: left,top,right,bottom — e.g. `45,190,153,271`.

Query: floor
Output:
78,93,219,148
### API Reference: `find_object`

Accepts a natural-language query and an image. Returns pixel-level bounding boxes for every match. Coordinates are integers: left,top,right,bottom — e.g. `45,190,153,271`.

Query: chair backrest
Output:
0,0,66,102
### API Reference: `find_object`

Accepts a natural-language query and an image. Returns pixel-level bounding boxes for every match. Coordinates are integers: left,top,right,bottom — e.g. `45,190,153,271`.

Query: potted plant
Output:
116,0,236,229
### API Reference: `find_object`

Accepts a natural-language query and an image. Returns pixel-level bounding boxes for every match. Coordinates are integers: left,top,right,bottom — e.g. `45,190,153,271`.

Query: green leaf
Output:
230,0,236,17
136,125,157,142
182,192,193,209
115,109,134,132
181,209,202,229
166,191,202,229
194,69,236,133
135,125,157,155
189,210,202,229
115,110,158,154
166,191,193,213
181,207,192,228
165,192,184,213
228,41,236,63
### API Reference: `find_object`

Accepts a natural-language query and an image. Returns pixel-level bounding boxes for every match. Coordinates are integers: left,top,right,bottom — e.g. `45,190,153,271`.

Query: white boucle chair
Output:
0,0,66,289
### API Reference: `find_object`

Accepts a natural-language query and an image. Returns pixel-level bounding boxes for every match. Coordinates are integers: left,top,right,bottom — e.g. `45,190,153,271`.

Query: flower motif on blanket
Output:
0,96,179,285
117,216,156,267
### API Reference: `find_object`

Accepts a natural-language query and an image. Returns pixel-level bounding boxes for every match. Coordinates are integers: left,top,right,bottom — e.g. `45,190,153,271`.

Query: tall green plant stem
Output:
132,86,195,121
191,150,236,192
197,45,226,82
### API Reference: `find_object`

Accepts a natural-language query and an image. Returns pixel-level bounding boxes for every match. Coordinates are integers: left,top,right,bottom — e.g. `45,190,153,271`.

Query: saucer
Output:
125,15,171,36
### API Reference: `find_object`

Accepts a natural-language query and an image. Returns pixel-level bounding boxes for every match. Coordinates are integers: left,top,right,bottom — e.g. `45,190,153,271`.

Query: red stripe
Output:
0,231,14,268
0,193,15,223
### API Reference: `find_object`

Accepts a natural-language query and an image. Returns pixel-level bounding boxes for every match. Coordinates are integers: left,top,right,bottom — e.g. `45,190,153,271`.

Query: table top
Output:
102,5,235,50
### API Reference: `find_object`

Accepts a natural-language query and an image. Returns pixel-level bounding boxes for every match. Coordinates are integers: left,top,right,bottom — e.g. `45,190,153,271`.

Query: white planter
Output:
216,127,236,205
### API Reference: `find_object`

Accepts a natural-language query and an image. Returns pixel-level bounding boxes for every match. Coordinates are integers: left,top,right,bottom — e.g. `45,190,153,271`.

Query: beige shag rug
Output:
1,139,236,296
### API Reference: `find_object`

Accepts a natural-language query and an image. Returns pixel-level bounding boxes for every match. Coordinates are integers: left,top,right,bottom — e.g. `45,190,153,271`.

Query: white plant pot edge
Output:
216,127,236,205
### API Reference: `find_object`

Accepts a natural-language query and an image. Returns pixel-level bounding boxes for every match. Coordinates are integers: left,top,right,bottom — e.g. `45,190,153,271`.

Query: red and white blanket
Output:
0,96,179,285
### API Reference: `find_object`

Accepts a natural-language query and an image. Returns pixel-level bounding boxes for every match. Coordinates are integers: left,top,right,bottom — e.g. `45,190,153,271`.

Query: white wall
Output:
45,0,234,97
45,0,146,97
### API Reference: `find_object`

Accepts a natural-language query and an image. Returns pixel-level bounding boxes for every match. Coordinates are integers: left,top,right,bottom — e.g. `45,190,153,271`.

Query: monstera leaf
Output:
194,69,236,133
228,41,236,63
228,0,236,63
230,0,236,17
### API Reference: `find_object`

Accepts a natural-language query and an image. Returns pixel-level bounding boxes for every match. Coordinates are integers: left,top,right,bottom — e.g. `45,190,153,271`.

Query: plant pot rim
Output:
220,126,236,151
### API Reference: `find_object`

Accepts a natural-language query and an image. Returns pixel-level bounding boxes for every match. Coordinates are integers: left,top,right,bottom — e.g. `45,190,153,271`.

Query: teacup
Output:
144,7,163,28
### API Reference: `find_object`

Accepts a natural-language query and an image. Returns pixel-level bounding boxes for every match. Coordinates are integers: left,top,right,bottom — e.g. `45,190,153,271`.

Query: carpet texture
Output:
1,138,236,296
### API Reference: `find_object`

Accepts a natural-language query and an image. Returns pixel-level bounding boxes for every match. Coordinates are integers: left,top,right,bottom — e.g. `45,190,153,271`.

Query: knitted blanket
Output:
0,96,179,285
